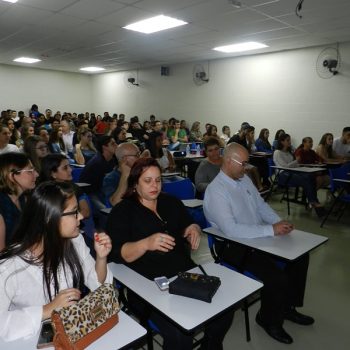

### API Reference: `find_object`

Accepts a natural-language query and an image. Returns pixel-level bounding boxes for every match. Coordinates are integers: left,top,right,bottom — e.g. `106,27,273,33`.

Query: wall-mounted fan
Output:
123,71,139,88
193,64,209,85
316,46,341,79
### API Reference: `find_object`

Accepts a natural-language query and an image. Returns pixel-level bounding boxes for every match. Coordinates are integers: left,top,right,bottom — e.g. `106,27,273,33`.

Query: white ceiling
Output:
1,0,350,73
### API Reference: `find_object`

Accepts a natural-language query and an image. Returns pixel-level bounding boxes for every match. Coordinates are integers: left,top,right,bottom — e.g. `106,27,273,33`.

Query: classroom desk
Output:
108,262,262,332
75,182,91,188
203,227,328,261
271,165,326,173
0,311,146,350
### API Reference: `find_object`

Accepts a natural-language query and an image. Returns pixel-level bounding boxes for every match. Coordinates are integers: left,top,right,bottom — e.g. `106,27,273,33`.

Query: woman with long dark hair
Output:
107,157,233,350
0,181,112,341
0,152,38,250
255,128,272,153
39,154,90,219
23,135,49,172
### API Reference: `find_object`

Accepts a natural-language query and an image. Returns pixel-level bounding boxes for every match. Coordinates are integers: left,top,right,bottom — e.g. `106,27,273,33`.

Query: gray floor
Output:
144,190,350,350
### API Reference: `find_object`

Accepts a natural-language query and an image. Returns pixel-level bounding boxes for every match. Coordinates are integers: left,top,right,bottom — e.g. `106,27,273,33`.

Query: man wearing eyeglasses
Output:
204,142,313,345
103,143,150,206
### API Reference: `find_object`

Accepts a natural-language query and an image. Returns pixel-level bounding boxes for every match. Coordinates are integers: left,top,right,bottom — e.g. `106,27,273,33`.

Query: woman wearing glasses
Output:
0,152,38,251
39,154,90,219
0,181,112,341
107,157,233,350
23,135,49,173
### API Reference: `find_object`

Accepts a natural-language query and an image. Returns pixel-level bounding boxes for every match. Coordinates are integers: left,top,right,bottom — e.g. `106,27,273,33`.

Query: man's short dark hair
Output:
342,127,350,133
97,135,113,153
204,137,221,150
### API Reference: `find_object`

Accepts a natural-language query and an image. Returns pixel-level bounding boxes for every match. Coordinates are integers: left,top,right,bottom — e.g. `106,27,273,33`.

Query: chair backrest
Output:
329,165,349,192
72,167,83,183
162,178,195,200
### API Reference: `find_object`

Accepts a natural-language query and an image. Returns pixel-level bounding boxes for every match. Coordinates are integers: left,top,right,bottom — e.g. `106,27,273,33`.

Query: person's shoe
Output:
284,308,315,325
256,311,293,344
314,206,327,218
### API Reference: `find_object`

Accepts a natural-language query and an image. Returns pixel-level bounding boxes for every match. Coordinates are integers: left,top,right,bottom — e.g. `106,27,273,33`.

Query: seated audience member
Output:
104,118,118,136
74,128,97,165
6,119,21,146
48,127,66,155
61,120,75,157
332,127,350,158
103,143,150,206
167,119,188,148
189,121,203,142
255,128,273,153
316,133,344,162
148,132,175,172
38,127,50,145
272,129,285,151
130,118,147,144
152,120,169,145
79,136,117,211
121,121,133,139
220,125,231,144
180,120,190,137
203,124,225,147
23,135,49,172
111,127,127,145
143,121,153,134
0,181,112,341
273,134,325,216
106,158,234,350
195,137,222,193
228,122,251,147
0,153,38,251
202,123,211,138
39,154,90,219
204,143,314,345
93,116,109,135
0,125,19,154
295,137,330,189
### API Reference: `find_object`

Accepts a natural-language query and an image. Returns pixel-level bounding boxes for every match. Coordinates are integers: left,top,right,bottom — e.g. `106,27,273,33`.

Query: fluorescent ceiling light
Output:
123,15,187,34
13,57,41,64
213,41,268,53
80,66,105,72
2,0,18,3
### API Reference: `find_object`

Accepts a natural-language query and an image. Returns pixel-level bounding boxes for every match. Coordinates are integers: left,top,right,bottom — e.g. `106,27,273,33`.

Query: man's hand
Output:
273,221,294,235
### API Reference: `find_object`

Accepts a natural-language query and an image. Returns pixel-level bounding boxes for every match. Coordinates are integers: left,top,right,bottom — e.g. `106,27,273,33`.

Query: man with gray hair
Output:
103,143,150,206
204,142,313,344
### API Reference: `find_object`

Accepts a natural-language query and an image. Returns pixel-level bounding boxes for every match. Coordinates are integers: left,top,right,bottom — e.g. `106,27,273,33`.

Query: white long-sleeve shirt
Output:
0,234,112,342
204,171,280,239
273,149,299,168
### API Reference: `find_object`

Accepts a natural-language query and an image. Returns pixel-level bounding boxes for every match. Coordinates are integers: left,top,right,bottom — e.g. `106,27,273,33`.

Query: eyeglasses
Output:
231,158,249,167
12,168,37,175
61,209,79,219
125,152,141,158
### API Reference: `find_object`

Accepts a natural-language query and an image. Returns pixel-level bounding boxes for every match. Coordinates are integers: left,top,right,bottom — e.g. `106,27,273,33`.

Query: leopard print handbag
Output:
51,283,120,350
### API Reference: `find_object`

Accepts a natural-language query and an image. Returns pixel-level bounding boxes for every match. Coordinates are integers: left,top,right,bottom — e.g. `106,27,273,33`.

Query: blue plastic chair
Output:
320,165,350,227
72,167,83,183
162,177,195,200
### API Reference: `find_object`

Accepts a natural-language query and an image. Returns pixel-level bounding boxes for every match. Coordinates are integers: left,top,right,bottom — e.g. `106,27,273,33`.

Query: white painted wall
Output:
0,64,92,115
92,42,350,146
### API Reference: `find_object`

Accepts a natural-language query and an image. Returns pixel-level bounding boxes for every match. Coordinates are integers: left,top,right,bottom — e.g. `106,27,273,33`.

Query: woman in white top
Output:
149,132,175,172
0,181,112,341
273,134,325,216
220,125,231,144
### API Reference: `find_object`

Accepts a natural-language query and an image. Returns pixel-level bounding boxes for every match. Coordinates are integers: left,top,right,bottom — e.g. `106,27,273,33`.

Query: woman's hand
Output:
42,288,81,320
94,232,112,259
183,224,201,250
146,233,175,252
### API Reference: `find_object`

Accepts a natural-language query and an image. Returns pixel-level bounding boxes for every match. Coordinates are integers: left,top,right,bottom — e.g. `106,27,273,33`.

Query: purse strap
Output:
197,265,208,276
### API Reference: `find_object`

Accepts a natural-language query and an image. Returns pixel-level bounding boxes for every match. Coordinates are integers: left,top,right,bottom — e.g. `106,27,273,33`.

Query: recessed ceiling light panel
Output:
123,15,187,34
2,0,18,3
80,66,105,72
13,57,41,63
213,41,268,53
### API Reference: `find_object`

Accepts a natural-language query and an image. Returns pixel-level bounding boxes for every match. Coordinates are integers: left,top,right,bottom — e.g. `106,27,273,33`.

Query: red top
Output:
294,148,321,164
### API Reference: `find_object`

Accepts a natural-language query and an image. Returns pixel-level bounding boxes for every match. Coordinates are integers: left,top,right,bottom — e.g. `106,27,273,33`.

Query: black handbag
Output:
169,267,221,303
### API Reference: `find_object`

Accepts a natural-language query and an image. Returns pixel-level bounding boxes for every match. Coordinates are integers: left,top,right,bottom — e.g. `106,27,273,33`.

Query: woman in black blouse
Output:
107,157,233,350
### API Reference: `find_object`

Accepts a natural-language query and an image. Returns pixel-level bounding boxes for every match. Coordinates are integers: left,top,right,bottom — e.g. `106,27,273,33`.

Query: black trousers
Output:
128,291,234,350
219,242,309,327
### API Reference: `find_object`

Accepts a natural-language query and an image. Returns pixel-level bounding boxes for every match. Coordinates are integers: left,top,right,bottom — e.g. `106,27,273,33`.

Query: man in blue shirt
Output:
204,142,314,344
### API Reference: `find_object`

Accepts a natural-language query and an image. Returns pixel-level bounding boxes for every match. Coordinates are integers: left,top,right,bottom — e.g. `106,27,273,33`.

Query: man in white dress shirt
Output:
204,142,314,344
333,126,350,158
